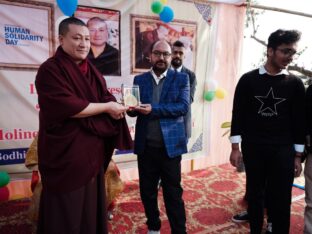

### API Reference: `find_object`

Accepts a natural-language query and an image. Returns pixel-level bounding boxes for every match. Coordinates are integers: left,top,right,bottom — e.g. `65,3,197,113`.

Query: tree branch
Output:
247,3,312,19
250,35,267,47
246,4,312,78
288,65,312,78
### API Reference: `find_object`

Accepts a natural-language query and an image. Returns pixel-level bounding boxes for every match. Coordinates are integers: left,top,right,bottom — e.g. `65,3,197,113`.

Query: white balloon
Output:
207,79,218,91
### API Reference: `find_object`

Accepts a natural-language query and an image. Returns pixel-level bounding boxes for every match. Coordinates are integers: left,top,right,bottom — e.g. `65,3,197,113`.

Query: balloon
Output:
215,88,227,99
160,0,167,3
159,6,174,23
0,186,9,202
0,171,10,187
57,0,78,16
151,1,164,14
204,91,215,102
207,79,218,91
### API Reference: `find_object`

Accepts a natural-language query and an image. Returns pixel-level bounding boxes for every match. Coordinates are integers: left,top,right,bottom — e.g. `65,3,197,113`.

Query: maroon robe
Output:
35,46,132,194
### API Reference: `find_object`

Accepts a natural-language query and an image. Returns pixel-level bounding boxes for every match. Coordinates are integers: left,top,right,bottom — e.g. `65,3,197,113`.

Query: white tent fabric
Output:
0,0,246,181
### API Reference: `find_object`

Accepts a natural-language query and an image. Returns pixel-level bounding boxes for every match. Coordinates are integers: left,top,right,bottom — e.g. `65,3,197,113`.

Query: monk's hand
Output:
229,149,242,168
134,104,152,115
107,102,128,120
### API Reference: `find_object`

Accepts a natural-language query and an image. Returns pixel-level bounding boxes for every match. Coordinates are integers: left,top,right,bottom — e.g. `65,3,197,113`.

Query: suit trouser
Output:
138,145,186,234
304,154,312,234
242,142,295,234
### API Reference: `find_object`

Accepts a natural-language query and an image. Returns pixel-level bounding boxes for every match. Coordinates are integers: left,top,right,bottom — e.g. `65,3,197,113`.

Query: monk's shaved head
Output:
59,17,87,36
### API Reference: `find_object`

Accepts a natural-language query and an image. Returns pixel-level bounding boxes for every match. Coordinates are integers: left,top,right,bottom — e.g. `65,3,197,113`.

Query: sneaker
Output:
265,222,272,233
231,211,249,223
147,230,160,234
107,211,113,220
157,179,162,190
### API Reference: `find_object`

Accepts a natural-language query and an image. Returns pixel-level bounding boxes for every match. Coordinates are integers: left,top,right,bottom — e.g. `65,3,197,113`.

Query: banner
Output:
0,0,54,69
0,0,211,172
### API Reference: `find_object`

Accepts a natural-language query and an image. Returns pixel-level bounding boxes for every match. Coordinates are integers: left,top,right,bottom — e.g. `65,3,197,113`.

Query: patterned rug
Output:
0,164,305,234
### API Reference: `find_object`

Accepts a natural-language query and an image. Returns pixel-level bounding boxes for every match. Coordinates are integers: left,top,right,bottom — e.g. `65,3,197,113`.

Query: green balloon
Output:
0,172,10,187
151,1,164,14
204,91,215,101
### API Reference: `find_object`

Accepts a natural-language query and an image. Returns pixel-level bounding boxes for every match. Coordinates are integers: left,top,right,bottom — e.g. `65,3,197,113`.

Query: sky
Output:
241,0,312,75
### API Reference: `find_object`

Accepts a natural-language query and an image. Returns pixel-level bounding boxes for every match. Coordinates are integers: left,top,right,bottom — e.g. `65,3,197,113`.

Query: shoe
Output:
107,211,113,220
157,179,162,190
231,211,249,223
265,222,272,233
147,230,160,234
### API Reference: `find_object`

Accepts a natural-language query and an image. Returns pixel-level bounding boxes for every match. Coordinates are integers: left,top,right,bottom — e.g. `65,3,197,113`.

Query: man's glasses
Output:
276,48,297,56
152,51,171,58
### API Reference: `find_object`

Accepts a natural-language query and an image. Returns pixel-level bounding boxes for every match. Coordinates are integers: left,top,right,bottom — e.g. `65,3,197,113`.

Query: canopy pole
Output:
240,2,312,19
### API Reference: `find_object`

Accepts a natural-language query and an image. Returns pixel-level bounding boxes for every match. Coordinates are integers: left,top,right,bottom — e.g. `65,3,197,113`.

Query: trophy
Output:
121,84,140,109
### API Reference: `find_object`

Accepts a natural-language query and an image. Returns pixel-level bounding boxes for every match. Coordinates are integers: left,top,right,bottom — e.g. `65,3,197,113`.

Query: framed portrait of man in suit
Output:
130,14,197,74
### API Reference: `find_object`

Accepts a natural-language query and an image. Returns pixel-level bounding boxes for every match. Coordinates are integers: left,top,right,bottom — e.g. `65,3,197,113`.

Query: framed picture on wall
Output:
130,14,197,74
75,6,121,76
0,0,54,70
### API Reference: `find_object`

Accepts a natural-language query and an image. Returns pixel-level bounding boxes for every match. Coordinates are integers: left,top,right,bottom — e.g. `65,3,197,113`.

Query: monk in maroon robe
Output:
35,17,132,234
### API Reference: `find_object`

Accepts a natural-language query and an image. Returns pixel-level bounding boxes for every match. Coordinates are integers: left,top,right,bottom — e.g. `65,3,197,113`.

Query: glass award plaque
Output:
121,84,140,108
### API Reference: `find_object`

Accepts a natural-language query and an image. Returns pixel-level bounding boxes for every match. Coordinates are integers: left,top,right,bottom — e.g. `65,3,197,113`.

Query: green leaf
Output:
221,122,231,128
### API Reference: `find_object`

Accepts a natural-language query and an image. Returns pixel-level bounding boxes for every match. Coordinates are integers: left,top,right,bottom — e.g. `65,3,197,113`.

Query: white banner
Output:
0,0,212,172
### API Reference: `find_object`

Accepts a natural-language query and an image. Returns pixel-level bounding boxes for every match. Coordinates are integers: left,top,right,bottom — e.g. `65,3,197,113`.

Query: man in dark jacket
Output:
129,40,189,234
171,40,197,139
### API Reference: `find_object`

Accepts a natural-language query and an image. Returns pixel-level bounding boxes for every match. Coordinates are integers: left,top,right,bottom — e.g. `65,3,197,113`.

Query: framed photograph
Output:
0,0,54,70
75,6,121,76
131,14,197,74
121,84,140,108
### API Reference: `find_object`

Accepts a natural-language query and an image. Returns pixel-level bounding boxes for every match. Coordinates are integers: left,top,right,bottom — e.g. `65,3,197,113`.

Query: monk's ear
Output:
58,35,64,45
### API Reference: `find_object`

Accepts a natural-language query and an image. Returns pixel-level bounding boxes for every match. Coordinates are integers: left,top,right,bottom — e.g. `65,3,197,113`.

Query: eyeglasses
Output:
152,51,171,58
276,48,297,56
172,51,184,56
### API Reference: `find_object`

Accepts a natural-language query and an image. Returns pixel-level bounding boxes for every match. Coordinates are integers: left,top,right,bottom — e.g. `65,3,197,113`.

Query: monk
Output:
35,17,132,234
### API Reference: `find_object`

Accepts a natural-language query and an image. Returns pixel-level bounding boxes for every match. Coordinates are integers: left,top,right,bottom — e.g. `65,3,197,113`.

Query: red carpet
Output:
0,164,305,233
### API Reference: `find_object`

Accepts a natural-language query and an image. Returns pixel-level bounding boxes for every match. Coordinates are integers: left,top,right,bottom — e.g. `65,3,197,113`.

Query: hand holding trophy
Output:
121,84,140,110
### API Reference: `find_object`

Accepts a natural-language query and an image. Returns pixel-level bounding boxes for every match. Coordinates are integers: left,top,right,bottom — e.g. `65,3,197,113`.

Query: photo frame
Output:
121,84,140,108
0,0,54,70
75,5,121,76
130,14,197,74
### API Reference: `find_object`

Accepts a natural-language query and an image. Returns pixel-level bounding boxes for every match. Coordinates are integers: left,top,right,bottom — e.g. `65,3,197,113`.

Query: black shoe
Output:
231,211,249,223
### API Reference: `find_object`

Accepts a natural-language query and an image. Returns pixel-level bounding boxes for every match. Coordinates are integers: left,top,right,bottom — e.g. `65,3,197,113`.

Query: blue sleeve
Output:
151,74,190,118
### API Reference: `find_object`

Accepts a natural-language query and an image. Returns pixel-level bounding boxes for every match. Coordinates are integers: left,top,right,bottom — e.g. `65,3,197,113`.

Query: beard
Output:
171,58,182,68
152,60,168,74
